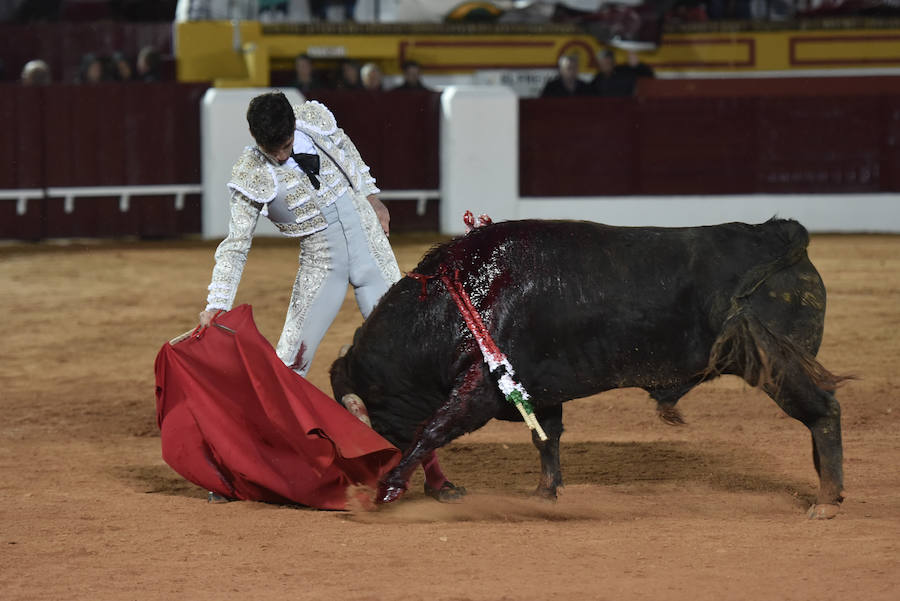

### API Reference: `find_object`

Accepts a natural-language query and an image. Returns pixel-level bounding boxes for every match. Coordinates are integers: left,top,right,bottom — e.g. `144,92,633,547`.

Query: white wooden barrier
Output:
439,85,519,235
200,87,304,239
1,185,203,216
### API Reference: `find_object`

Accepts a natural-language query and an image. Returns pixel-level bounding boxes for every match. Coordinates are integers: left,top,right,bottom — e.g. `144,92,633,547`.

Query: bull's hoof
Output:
425,481,467,503
807,503,841,519
532,487,558,502
375,483,407,504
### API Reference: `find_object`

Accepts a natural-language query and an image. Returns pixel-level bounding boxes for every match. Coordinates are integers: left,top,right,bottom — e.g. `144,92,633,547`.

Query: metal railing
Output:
0,189,44,216
1,186,439,217
377,189,439,216
0,185,204,216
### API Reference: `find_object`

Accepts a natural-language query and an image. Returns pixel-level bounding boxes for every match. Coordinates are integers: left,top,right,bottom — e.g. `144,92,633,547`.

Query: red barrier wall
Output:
304,89,441,192
0,84,441,239
4,77,899,240
303,89,443,232
520,77,900,197
0,82,207,240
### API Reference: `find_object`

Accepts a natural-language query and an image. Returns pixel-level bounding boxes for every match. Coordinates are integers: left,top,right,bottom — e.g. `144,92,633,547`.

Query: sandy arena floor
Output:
1,231,898,601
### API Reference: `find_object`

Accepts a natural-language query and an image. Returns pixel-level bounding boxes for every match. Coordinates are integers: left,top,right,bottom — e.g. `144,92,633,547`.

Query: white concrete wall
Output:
200,87,304,240
439,86,519,235
517,194,900,233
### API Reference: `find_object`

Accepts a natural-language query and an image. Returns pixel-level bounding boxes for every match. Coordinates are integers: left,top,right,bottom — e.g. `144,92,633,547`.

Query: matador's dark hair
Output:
246,92,295,151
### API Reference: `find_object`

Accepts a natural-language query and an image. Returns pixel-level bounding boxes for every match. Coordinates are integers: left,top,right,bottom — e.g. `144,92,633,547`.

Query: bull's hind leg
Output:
532,404,564,500
764,371,844,519
376,363,501,504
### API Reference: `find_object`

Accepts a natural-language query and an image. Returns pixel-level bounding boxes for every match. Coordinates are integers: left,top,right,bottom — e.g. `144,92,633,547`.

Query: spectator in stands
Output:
77,53,107,84
309,0,356,22
175,0,258,21
667,0,710,22
20,59,52,85
391,60,430,91
540,54,591,98
136,46,161,82
618,51,655,81
111,52,134,82
291,53,324,96
336,59,362,90
258,0,289,20
360,62,383,92
591,49,634,97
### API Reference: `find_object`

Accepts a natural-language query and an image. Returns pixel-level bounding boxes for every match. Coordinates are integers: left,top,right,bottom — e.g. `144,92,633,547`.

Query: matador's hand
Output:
367,194,390,237
198,309,218,328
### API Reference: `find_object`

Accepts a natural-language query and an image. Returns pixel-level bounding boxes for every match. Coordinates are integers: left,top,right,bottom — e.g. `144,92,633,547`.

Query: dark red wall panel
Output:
521,90,900,198
521,97,637,196
756,97,882,193
0,82,206,239
637,97,759,195
0,84,44,189
305,89,440,191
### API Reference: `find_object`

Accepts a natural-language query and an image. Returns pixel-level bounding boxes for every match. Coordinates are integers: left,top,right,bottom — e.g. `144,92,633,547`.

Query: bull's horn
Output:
341,393,372,428
338,344,351,358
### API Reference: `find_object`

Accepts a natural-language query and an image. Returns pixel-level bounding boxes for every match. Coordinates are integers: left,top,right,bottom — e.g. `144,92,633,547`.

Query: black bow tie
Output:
292,152,320,189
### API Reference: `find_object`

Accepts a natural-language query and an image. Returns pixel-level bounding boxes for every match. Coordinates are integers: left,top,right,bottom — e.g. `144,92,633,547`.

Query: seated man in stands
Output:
540,54,591,98
591,49,635,96
391,60,430,91
136,46,161,82
292,53,325,96
361,62,383,91
21,59,52,85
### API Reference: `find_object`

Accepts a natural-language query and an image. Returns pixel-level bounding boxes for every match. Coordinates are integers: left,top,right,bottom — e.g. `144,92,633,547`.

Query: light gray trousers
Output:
274,193,393,376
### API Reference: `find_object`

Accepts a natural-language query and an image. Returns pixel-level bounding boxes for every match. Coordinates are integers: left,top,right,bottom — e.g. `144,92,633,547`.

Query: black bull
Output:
331,218,847,517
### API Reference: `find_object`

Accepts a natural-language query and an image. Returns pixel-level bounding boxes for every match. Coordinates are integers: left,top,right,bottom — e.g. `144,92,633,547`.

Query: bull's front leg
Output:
532,404,564,500
376,439,437,504
376,363,498,504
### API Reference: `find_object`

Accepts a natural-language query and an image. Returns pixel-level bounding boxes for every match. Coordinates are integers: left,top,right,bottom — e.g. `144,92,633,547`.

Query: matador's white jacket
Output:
205,100,401,312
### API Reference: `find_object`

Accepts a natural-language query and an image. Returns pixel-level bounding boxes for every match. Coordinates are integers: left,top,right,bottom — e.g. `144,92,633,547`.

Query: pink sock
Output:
421,451,448,489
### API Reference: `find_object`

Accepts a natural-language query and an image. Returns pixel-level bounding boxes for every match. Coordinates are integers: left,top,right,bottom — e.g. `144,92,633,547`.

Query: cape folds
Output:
154,304,400,509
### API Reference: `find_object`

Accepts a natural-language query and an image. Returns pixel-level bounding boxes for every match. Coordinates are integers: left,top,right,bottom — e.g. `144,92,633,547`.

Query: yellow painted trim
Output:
174,22,900,84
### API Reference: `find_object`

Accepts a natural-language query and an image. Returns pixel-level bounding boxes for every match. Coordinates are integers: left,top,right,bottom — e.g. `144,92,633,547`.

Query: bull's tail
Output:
702,309,848,394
